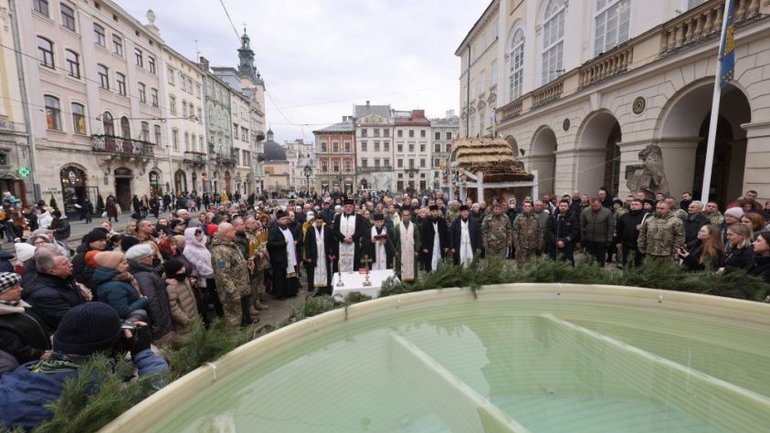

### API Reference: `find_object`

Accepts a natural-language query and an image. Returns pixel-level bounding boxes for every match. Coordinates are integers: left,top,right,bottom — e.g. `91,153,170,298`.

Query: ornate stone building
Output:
393,110,430,194
355,102,393,192
284,138,315,192
313,117,355,194
458,0,770,205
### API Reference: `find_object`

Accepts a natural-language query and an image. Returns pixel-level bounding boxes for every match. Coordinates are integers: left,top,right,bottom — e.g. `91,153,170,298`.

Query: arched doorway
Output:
224,171,232,195
60,166,87,217
174,170,187,195
576,111,622,195
530,127,557,196
659,82,750,207
360,178,369,190
505,135,519,157
113,167,132,212
149,170,162,197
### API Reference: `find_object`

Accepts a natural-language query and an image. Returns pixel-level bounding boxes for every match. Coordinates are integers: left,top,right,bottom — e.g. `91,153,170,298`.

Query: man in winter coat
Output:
127,244,176,345
545,199,579,264
513,201,542,267
481,203,513,259
450,205,482,267
24,250,89,331
71,229,109,291
580,197,614,267
683,201,708,244
616,199,647,268
0,272,51,369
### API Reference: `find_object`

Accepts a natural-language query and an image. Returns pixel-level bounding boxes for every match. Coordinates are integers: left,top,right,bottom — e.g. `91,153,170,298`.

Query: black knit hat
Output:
163,258,186,277
53,302,122,355
85,229,108,244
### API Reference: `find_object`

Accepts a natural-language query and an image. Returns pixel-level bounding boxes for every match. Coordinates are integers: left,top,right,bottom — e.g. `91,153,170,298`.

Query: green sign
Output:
18,167,30,177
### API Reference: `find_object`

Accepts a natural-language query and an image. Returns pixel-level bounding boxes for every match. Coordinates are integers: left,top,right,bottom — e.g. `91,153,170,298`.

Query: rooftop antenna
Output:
194,39,200,60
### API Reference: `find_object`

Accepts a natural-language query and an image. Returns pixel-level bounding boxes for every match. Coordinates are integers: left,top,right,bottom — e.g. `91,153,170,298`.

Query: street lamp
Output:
303,163,312,193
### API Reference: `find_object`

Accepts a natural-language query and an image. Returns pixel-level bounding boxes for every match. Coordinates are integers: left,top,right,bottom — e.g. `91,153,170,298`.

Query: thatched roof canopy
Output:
451,137,534,183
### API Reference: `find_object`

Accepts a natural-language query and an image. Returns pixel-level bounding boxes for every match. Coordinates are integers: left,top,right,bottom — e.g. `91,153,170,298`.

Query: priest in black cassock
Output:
450,205,482,267
332,199,368,273
303,215,334,295
267,210,300,299
369,213,395,270
420,205,450,272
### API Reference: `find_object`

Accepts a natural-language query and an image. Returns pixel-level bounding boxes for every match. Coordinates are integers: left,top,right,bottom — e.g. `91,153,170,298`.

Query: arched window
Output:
541,0,566,84
120,116,130,138
140,121,150,141
102,111,114,135
509,28,525,100
594,0,630,56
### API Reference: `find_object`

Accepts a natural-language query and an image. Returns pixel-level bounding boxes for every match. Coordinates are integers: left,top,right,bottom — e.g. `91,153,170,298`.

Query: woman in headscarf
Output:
183,226,220,322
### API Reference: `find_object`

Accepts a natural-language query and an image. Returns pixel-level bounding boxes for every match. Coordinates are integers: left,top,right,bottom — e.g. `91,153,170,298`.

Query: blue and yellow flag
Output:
720,0,735,88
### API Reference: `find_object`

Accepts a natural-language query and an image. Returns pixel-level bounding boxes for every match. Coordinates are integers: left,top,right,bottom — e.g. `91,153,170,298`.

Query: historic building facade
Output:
313,117,356,194
458,0,770,205
430,112,460,192
18,0,165,212
355,102,394,192
284,138,315,192
393,109,431,194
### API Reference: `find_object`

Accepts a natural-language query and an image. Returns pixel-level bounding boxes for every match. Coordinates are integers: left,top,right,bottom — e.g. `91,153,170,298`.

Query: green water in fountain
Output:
151,299,770,433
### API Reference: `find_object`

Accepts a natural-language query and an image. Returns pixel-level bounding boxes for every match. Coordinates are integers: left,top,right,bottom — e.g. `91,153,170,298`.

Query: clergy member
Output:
393,207,421,282
420,205,450,272
303,215,333,295
370,213,394,270
332,199,366,272
267,210,300,299
450,204,482,267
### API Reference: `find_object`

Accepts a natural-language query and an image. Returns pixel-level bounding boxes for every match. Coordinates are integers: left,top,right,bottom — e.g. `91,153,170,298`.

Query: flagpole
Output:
700,0,733,205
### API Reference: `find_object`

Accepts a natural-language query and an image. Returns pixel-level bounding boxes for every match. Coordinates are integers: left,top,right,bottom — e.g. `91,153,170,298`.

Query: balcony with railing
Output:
183,151,207,167
91,135,154,157
496,0,765,124
216,150,237,166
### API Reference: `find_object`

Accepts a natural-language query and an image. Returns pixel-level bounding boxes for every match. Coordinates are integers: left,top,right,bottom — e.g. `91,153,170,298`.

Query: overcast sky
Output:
115,0,488,144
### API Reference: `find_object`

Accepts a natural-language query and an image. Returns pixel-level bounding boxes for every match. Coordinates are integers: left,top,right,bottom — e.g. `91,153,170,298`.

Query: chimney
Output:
198,56,209,71
366,100,370,106
413,109,425,118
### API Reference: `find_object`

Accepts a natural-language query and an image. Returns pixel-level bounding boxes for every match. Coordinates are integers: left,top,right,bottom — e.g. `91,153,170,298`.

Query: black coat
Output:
420,217,450,258
71,244,98,291
331,213,368,269
0,306,51,364
723,246,756,274
683,214,708,244
267,224,290,268
449,217,482,265
303,225,333,267
617,210,647,247
749,255,770,283
680,239,723,271
24,274,86,331
545,211,579,257
368,224,396,269
128,260,173,339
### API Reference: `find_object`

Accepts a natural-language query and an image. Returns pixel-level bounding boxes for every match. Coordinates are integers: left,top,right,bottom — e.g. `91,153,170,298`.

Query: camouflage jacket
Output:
513,213,543,250
638,212,685,257
445,209,458,226
210,237,250,297
705,211,725,226
481,214,513,250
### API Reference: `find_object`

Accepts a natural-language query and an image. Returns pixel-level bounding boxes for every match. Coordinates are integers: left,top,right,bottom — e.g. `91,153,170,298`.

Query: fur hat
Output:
276,210,288,220
372,213,384,221
125,244,153,261
725,207,744,220
53,303,122,355
94,251,125,269
459,205,470,212
0,272,20,294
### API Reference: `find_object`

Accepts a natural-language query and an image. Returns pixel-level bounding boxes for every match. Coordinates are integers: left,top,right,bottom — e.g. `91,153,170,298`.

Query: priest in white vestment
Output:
394,208,421,282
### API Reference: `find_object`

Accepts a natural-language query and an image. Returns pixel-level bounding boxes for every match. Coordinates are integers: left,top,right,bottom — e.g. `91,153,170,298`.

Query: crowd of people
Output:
1,185,770,430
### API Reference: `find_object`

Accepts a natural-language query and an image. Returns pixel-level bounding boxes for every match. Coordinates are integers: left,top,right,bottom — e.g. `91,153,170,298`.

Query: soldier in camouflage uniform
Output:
665,197,688,221
513,201,543,267
445,200,460,226
482,202,513,259
703,201,725,226
210,222,250,328
638,201,685,265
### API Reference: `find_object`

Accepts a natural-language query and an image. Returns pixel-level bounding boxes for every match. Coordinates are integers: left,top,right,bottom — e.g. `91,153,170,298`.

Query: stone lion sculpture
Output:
626,144,670,199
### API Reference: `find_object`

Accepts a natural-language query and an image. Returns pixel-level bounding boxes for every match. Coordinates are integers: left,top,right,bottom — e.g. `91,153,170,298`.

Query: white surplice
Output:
313,226,327,287
399,222,415,281
371,226,387,270
459,219,473,268
431,222,441,271
338,214,356,272
280,226,297,276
